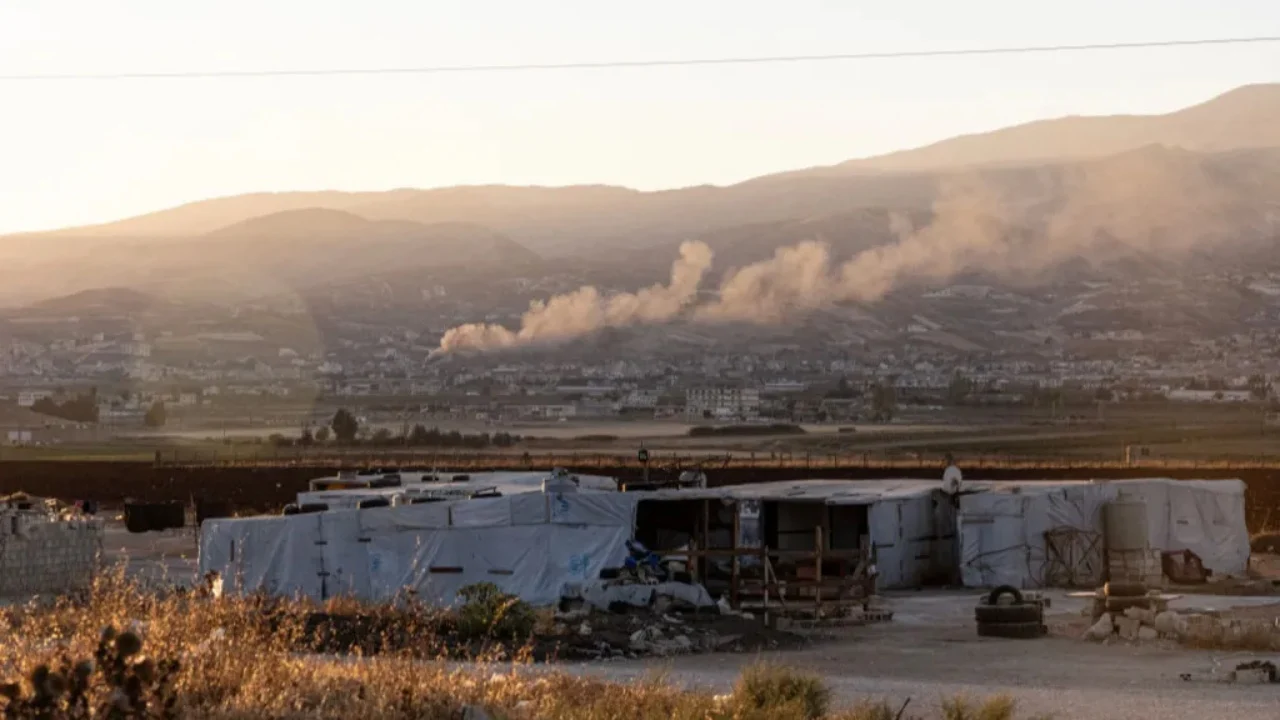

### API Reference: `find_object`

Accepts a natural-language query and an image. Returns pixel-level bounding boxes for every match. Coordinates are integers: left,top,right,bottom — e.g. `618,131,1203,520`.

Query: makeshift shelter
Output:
957,478,1248,589
200,490,636,606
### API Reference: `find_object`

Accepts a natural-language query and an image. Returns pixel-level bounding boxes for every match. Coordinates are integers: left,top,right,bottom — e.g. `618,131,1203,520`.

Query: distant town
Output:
3,274,1278,446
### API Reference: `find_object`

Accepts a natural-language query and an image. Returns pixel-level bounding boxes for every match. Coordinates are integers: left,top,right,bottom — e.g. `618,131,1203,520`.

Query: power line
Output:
4,36,1280,81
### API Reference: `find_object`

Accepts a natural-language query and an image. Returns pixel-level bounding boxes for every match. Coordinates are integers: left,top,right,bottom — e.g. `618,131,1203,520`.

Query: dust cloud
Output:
435,240,713,353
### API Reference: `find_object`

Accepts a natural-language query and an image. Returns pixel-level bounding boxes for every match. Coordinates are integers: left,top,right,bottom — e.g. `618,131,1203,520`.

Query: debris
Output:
1116,615,1141,640
1085,613,1114,641
577,622,592,637
1137,627,1159,641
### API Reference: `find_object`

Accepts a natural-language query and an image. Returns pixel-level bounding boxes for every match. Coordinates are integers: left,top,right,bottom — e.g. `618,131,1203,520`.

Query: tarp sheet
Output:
200,491,638,607
957,479,1248,588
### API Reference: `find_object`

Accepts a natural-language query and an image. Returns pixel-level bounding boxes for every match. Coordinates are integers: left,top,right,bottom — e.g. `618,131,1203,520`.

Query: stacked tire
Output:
1103,581,1151,613
975,586,1046,639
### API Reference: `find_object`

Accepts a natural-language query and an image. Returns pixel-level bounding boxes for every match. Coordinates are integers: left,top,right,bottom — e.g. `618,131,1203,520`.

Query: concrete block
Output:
1123,607,1154,625
1116,615,1141,640
1138,627,1159,641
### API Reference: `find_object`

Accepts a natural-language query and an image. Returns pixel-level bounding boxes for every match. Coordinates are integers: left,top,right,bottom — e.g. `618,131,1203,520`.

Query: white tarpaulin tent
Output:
957,478,1248,588
200,491,638,606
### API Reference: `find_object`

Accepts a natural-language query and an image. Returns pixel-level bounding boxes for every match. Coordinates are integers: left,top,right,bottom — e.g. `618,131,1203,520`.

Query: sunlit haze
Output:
2,0,1279,234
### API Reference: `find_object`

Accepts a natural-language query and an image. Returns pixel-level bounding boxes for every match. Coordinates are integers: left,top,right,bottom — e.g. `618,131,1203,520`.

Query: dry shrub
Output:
940,694,1018,720
0,576,1032,719
732,661,832,719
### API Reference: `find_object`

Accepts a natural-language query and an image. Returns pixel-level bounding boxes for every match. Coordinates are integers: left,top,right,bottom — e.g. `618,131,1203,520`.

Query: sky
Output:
1,0,1279,234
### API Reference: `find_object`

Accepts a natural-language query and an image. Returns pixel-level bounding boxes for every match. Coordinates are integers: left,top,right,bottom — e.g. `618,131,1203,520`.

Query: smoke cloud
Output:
436,240,713,353
696,178,1011,320
438,153,1248,352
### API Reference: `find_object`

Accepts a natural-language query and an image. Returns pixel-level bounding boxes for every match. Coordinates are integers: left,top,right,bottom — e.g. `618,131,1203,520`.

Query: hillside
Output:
3,84,1280,307
826,84,1280,174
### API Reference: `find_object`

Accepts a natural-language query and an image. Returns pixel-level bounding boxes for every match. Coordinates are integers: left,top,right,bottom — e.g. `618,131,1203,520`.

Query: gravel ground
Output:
550,590,1280,719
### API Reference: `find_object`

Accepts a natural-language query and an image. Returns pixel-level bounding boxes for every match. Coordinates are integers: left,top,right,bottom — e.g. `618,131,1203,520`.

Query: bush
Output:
0,625,180,719
455,582,535,642
732,662,831,720
939,694,1017,720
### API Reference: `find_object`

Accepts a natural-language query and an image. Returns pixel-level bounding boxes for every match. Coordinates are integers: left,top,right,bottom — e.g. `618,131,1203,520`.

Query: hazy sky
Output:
2,1,1278,234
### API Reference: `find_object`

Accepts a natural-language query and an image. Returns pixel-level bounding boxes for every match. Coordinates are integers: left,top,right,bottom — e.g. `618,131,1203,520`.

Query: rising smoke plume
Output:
695,178,1011,321
435,240,713,353
438,151,1257,352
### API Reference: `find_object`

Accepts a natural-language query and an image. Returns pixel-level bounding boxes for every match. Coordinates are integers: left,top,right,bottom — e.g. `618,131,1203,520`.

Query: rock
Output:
556,609,588,622
662,614,684,625
515,701,534,712
461,706,494,720
671,635,693,650
577,622,592,637
1123,607,1154,626
1116,615,1140,640
1153,611,1178,636
740,612,755,620
1084,613,1114,641
1138,627,1159,641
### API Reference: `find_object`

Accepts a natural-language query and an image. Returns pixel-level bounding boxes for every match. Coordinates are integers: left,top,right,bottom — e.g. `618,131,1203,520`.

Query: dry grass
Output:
0,575,1039,719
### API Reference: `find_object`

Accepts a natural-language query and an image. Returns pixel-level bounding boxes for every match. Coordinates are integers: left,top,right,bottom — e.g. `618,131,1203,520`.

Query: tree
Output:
371,428,393,445
144,401,166,427
869,383,897,423
298,427,314,447
1249,374,1272,401
408,423,431,445
314,426,331,444
331,409,359,444
947,372,974,405
1094,387,1114,403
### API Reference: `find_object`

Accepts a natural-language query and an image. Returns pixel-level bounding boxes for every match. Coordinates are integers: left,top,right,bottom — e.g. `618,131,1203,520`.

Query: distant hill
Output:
821,84,1280,174
31,287,160,314
4,84,1280,306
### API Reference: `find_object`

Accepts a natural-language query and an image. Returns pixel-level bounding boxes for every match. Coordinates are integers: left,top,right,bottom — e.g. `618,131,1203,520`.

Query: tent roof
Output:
635,476,1245,505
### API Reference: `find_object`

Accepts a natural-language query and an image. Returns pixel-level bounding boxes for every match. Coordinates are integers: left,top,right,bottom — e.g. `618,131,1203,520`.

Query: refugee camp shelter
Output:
201,488,636,606
198,475,1251,608
957,478,1249,589
632,479,954,598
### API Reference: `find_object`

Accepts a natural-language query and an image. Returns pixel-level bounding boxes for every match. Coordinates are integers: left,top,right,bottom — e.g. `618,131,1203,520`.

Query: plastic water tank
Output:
1103,489,1148,551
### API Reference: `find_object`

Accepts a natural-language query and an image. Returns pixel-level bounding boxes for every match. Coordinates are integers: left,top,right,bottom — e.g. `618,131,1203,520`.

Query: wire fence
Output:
144,448,1280,471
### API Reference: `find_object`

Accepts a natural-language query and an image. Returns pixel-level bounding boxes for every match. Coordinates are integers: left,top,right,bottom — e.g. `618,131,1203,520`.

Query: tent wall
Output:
200,492,638,607
866,493,941,590
957,479,1249,589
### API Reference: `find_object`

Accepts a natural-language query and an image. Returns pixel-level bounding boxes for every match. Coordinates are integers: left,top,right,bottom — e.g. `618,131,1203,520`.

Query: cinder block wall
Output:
0,513,103,597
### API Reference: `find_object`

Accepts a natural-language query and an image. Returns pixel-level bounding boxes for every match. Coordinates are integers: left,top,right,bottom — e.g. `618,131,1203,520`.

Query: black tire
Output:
977,621,1045,639
1105,596,1152,613
986,585,1023,606
1104,581,1147,598
975,604,1042,624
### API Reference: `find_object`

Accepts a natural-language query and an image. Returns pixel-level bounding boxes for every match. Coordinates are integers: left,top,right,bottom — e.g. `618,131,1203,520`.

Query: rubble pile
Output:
1084,604,1280,648
542,603,799,661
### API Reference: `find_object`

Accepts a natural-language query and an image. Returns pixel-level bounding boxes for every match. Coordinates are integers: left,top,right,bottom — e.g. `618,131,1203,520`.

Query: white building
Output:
17,390,53,407
686,386,760,419
621,389,660,410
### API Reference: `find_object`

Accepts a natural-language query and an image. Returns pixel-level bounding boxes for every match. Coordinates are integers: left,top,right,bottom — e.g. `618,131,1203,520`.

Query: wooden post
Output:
702,499,711,587
814,525,824,616
731,502,741,610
